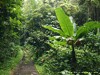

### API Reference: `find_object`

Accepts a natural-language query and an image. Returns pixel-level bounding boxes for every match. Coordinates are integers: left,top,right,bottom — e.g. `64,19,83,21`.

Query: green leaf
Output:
47,38,66,48
55,7,74,37
76,21,100,39
43,25,65,36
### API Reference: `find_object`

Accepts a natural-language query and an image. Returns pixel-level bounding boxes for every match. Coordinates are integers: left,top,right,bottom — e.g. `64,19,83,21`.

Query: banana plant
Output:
43,7,100,72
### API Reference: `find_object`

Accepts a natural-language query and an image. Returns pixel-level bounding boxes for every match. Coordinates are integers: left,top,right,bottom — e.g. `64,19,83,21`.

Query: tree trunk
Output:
71,43,77,75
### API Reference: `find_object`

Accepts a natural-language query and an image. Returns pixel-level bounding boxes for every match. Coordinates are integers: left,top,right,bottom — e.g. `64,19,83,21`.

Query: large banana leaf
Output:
76,21,100,39
43,25,65,36
55,7,74,37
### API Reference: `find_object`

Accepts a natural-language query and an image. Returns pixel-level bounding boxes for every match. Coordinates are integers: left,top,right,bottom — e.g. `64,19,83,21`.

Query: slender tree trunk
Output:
71,43,77,75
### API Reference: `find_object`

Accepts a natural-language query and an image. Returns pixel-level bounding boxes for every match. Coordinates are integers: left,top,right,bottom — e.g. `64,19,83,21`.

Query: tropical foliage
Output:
0,0,23,62
43,7,100,74
0,0,100,75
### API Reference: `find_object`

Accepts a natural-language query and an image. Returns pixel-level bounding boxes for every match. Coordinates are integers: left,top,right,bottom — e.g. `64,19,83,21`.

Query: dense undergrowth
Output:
0,0,23,74
34,37,100,75
0,46,23,75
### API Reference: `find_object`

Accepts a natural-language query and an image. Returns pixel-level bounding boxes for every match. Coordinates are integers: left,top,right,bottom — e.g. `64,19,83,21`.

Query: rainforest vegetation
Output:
0,0,100,75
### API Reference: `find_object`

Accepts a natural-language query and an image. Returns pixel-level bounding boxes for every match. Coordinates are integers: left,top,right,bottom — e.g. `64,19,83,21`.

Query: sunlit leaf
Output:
55,7,74,37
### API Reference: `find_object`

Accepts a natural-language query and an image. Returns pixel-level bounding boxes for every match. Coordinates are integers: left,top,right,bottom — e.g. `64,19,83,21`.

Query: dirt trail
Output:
13,60,39,75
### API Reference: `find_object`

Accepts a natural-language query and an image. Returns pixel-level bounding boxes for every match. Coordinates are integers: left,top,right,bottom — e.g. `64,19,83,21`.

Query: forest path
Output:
12,59,39,75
